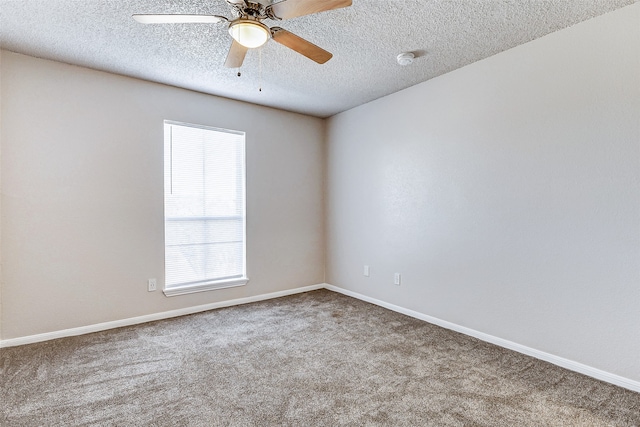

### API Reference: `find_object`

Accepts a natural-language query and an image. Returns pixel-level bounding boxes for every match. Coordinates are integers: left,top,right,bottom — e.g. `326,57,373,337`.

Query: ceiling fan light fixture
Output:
229,20,270,49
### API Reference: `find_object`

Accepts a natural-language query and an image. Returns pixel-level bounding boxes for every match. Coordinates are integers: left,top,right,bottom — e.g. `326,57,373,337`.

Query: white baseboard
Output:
0,283,324,348
324,284,640,394
3,282,639,394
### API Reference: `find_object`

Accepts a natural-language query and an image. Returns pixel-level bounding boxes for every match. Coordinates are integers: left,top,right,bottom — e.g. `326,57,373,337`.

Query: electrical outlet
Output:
148,278,157,292
394,273,401,286
364,265,370,277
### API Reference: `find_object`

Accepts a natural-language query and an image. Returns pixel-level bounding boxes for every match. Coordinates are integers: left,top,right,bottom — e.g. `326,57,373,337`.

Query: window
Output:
163,121,247,296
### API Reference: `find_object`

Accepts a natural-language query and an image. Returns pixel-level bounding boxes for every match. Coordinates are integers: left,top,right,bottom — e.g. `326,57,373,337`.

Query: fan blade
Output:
225,40,249,68
132,14,227,24
271,27,332,64
267,0,351,20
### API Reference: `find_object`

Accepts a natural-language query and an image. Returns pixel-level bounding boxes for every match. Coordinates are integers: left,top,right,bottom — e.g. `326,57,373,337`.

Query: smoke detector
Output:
396,52,415,66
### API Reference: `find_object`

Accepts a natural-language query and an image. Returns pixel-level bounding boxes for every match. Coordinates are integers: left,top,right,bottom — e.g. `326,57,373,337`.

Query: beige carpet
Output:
1,289,639,426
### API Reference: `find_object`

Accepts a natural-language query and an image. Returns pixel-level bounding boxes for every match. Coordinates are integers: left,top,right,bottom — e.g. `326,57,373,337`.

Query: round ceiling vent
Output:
396,52,415,66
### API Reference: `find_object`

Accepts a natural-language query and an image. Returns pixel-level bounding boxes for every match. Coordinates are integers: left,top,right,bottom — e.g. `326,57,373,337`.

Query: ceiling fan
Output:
133,0,352,68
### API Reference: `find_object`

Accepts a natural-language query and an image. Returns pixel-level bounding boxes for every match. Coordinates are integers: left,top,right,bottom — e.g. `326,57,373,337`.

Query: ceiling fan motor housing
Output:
236,1,268,18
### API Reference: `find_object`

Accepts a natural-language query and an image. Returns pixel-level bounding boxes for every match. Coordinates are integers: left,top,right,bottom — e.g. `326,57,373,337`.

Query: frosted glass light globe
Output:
229,21,270,49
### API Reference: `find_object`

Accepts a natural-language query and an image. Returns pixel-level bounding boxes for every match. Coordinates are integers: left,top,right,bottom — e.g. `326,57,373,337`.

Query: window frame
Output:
162,120,248,297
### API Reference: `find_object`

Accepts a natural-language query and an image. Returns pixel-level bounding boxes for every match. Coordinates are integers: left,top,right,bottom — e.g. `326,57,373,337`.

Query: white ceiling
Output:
0,0,637,118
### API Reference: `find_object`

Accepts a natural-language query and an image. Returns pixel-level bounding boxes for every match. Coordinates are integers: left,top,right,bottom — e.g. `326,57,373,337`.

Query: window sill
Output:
163,277,249,297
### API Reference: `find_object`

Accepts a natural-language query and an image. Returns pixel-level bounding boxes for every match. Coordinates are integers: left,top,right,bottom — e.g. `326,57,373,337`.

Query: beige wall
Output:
326,4,640,382
0,51,325,339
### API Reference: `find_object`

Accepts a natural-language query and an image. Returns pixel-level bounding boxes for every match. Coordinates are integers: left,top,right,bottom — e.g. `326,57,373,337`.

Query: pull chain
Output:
259,48,263,92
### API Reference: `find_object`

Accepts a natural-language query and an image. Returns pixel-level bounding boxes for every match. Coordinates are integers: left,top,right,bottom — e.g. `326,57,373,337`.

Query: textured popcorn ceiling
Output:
0,0,637,117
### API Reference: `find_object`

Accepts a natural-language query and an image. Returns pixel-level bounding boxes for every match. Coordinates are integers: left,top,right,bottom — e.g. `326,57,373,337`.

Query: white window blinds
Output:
163,121,247,296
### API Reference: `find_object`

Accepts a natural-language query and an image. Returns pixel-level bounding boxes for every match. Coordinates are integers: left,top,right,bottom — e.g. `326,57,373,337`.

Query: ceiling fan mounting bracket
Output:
266,9,282,21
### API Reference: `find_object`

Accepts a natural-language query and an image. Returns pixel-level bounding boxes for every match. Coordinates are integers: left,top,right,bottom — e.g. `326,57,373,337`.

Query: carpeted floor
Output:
1,289,639,426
